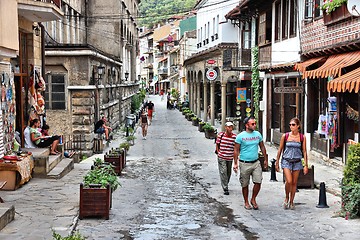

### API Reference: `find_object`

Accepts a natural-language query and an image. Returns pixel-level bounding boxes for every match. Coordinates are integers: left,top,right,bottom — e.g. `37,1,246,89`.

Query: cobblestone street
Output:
0,95,359,239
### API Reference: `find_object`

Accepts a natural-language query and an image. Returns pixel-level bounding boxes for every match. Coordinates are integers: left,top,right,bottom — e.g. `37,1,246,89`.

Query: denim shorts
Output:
281,158,303,171
95,127,105,134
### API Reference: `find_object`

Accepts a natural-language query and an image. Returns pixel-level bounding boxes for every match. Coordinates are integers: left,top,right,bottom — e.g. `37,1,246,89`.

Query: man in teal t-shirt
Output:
233,117,268,210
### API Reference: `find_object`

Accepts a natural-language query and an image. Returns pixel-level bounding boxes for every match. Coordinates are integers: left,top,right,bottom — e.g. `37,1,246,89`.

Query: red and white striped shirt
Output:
216,132,237,161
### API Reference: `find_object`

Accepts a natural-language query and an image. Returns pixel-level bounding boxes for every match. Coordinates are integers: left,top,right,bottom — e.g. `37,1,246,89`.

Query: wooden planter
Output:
204,129,217,139
282,165,314,189
297,165,314,189
192,119,199,126
104,155,122,175
323,4,351,25
198,123,205,132
79,183,111,220
259,154,268,172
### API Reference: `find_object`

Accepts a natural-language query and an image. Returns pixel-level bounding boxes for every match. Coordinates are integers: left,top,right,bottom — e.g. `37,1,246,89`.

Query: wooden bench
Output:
0,181,7,202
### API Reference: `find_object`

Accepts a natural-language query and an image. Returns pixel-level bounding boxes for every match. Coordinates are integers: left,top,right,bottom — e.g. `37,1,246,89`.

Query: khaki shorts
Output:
239,160,263,187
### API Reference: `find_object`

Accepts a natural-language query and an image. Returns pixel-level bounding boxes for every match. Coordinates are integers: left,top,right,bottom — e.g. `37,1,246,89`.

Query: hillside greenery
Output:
139,0,197,28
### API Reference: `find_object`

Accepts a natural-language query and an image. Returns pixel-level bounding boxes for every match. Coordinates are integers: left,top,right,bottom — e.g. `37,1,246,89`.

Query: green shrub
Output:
203,123,214,131
119,142,130,151
126,135,136,142
52,230,85,240
83,164,120,191
340,143,360,219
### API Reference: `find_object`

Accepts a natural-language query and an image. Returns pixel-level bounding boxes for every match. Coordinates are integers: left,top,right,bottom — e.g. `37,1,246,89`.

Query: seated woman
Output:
30,119,60,155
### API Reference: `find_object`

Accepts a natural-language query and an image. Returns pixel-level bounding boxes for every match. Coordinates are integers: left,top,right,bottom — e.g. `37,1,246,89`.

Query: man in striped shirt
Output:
216,122,237,195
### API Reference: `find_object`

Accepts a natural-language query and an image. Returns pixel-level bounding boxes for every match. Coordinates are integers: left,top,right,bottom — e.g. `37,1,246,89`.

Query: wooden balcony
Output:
18,0,63,22
259,44,271,68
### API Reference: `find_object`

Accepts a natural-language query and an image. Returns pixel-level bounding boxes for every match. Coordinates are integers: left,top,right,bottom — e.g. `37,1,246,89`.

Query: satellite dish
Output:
347,0,360,16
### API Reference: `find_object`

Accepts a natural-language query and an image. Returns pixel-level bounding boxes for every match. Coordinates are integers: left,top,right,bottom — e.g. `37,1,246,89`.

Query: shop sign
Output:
236,88,246,102
207,59,216,64
274,86,303,93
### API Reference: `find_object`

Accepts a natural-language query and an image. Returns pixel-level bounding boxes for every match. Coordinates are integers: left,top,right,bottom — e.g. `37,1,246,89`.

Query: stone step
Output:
46,158,74,179
48,154,63,172
0,204,15,231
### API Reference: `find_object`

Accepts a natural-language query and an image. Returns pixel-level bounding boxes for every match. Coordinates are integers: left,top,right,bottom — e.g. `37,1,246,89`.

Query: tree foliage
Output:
139,0,197,28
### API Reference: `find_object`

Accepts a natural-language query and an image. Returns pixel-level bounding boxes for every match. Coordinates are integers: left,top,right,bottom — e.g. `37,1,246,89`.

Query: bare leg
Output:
250,183,261,208
289,170,301,206
50,139,59,154
242,186,251,208
105,128,109,140
283,168,293,203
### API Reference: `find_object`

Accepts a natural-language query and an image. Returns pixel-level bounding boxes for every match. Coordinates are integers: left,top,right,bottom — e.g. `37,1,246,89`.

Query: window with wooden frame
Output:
282,0,289,39
289,0,297,37
45,73,66,110
258,13,266,44
275,1,281,41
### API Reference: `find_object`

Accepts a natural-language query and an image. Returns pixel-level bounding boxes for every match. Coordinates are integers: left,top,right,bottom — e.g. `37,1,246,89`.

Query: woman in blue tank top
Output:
275,118,309,210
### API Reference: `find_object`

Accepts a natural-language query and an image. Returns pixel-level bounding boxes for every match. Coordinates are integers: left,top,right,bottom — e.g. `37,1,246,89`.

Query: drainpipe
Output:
39,22,45,77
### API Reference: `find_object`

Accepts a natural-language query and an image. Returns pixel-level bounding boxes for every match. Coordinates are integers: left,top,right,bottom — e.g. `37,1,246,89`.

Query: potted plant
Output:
126,135,136,145
182,108,190,115
191,116,200,126
198,121,206,132
119,142,130,152
321,0,350,25
203,123,217,139
79,164,120,219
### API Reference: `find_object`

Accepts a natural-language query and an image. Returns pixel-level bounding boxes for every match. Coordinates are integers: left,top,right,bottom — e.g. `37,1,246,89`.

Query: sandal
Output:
251,201,259,210
244,204,252,210
289,203,295,210
282,202,289,210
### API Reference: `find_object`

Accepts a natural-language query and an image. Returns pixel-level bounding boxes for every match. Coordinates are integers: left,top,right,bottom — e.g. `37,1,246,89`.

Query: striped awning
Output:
294,57,325,75
303,51,360,79
327,67,360,93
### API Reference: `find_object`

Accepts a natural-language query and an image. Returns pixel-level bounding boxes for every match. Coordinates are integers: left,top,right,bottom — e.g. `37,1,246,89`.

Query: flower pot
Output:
192,119,199,126
79,183,111,219
323,3,351,25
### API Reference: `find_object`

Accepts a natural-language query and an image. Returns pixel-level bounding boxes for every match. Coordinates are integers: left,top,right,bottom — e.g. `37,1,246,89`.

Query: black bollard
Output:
316,182,329,208
270,158,278,182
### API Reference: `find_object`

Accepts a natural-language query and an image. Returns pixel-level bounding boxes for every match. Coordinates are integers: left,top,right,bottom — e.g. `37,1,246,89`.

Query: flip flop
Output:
50,152,58,155
244,205,252,210
251,201,259,210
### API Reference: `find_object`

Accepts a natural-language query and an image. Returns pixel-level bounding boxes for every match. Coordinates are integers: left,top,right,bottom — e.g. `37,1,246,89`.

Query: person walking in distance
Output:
233,117,268,210
147,101,155,123
275,117,308,210
140,109,149,140
216,122,237,195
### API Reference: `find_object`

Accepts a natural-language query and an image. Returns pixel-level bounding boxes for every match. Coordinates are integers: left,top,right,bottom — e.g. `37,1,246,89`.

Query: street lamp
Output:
97,65,105,84
125,71,129,81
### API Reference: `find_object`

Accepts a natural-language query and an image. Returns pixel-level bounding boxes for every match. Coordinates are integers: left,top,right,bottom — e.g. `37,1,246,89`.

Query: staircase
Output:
22,145,74,179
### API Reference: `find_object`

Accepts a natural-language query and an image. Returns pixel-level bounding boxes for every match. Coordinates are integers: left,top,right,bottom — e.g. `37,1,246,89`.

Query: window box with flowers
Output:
321,0,351,25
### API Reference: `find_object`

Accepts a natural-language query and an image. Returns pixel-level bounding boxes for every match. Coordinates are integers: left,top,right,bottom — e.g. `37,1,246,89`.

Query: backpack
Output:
283,132,304,156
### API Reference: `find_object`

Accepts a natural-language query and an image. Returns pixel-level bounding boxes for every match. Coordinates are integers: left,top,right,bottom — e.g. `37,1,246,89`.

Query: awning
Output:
303,51,360,79
159,79,170,83
158,57,168,63
169,73,179,81
327,67,360,93
294,57,326,74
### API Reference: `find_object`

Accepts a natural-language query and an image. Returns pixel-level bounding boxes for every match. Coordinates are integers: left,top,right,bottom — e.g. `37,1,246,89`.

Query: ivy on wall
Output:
251,46,260,124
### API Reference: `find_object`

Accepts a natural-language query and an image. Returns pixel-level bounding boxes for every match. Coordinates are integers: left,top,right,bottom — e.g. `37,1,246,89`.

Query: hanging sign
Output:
274,86,303,93
206,69,218,81
237,88,246,102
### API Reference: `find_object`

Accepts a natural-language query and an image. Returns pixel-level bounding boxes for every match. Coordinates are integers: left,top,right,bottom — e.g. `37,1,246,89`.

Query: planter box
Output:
204,129,217,139
79,183,111,219
282,165,314,189
192,119,199,126
198,124,205,132
323,4,351,25
298,165,314,189
259,154,268,172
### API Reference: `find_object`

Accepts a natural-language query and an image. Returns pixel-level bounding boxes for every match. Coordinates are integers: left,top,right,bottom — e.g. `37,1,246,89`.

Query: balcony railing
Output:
158,68,168,75
36,0,61,8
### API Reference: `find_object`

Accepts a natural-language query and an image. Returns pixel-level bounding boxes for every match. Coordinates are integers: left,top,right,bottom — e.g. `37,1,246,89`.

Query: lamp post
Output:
94,65,105,122
125,71,129,81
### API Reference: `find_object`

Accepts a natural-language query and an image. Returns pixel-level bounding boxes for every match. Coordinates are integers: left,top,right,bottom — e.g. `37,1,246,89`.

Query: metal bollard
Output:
316,182,329,208
270,158,278,182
